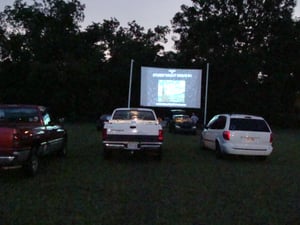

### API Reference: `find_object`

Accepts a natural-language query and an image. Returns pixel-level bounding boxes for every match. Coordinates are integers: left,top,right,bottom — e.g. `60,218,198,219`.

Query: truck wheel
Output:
58,141,67,157
154,147,162,160
257,156,267,161
103,147,112,159
24,150,39,177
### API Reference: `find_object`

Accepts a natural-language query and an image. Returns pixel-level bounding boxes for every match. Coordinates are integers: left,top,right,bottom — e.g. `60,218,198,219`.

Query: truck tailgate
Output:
107,120,160,136
0,127,16,149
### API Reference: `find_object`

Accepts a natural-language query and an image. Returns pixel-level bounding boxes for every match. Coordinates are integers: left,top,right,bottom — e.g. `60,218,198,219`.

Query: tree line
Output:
0,0,299,126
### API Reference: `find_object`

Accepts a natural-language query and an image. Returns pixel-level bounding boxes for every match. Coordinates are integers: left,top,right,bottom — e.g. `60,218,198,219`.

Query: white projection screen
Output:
140,67,202,108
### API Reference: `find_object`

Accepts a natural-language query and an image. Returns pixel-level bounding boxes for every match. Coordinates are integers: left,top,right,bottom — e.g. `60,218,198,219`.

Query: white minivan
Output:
201,114,273,159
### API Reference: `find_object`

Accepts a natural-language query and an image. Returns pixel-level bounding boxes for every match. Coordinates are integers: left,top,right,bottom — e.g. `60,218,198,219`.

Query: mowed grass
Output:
1,123,300,225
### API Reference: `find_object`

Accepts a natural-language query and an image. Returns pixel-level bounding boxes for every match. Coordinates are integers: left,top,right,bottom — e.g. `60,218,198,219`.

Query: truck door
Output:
42,112,64,153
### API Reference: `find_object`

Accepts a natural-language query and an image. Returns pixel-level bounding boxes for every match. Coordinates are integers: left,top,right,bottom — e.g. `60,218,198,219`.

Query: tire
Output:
103,147,112,159
200,142,206,151
58,141,67,157
199,135,206,150
24,150,39,177
154,147,162,160
257,156,267,161
215,142,224,159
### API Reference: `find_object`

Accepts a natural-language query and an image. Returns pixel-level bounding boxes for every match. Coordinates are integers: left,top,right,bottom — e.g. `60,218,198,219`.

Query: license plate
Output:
242,136,255,142
127,142,138,149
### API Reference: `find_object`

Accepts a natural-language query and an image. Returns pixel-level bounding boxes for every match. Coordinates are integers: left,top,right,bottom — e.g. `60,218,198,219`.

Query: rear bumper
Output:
103,141,162,151
221,143,273,156
0,148,31,166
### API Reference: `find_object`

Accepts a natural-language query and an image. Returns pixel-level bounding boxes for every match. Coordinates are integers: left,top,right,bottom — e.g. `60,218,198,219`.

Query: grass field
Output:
1,123,300,225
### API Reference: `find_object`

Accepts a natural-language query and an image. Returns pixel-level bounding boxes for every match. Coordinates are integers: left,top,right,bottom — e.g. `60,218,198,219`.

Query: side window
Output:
43,113,51,125
206,116,217,129
209,116,227,129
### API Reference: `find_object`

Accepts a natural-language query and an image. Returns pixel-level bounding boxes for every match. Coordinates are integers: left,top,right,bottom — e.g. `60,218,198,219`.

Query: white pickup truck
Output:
102,108,163,159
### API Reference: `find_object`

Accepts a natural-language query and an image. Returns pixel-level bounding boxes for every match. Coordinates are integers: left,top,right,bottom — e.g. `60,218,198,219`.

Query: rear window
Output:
0,107,39,123
113,110,155,121
229,118,270,132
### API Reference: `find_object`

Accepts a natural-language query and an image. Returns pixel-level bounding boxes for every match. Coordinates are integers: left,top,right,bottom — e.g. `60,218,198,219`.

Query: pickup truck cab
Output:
0,104,67,176
102,108,163,159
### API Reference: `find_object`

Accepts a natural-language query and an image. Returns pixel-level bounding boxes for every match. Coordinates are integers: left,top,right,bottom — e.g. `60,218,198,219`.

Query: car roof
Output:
114,107,153,111
0,104,46,110
218,114,265,120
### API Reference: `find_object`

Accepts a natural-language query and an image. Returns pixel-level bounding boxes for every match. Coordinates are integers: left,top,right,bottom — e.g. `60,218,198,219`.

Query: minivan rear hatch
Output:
229,118,272,145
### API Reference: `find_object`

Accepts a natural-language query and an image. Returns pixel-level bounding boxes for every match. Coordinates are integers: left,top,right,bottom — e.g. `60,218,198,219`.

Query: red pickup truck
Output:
0,104,67,176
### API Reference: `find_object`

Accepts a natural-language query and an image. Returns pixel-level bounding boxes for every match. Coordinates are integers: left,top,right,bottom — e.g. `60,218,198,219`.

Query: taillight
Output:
13,130,32,147
270,133,273,143
158,129,163,141
223,130,230,140
12,133,20,147
102,128,107,140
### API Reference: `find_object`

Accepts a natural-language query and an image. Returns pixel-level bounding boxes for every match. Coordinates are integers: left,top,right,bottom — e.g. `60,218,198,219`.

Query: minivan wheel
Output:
199,136,206,150
215,143,224,159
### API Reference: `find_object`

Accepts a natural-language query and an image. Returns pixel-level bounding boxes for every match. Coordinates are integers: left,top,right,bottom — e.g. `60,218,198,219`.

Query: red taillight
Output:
12,133,20,147
270,133,273,143
12,130,31,147
223,130,230,140
102,128,107,140
158,129,164,141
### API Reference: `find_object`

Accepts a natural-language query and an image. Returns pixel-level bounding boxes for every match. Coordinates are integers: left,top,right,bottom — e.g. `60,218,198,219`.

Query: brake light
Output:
158,129,164,141
13,133,20,147
102,128,107,140
223,130,230,140
270,133,273,143
13,129,31,147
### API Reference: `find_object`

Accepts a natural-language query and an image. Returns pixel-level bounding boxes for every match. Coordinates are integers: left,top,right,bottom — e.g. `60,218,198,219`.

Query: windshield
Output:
0,107,40,123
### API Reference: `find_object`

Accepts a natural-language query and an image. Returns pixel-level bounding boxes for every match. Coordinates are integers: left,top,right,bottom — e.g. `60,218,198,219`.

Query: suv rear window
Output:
229,118,270,132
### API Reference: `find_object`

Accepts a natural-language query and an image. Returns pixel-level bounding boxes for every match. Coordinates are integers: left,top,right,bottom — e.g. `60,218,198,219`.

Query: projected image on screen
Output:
140,67,202,108
158,80,185,103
